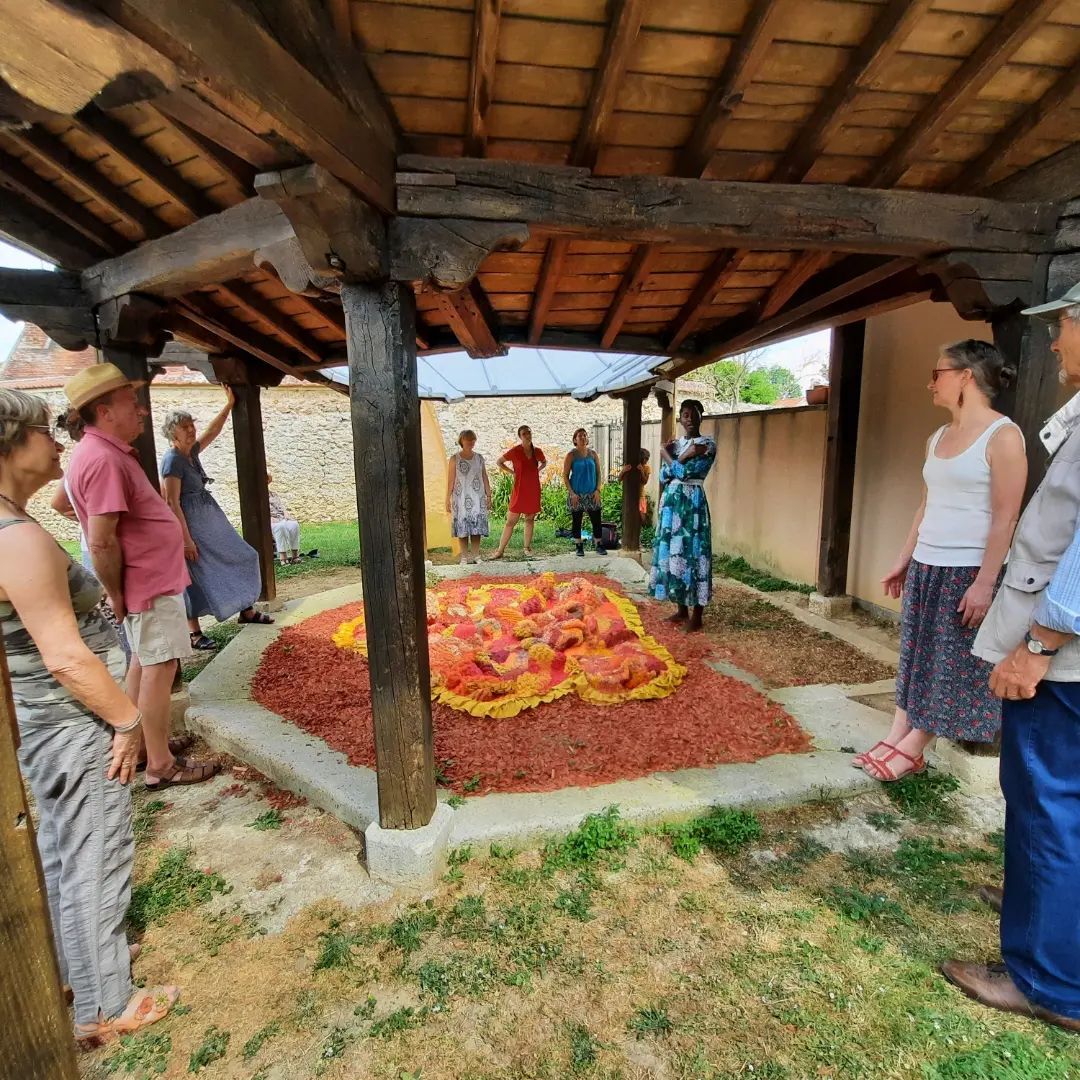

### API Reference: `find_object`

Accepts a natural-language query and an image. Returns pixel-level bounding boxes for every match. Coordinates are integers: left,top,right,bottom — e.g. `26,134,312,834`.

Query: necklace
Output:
0,491,33,518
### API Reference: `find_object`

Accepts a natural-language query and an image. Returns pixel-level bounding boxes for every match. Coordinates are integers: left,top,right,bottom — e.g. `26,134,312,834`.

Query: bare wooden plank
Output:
667,249,748,350
397,157,1057,254
679,0,791,177
439,280,505,356
154,88,283,169
104,0,397,210
866,0,1063,187
82,197,294,301
572,0,645,169
985,142,1080,202
213,281,325,364
769,0,935,183
761,250,832,317
0,191,105,269
528,237,568,344
328,0,353,43
600,243,658,347
466,0,502,155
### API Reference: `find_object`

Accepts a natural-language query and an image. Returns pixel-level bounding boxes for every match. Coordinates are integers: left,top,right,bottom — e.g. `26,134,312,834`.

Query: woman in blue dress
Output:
159,389,271,651
650,399,716,632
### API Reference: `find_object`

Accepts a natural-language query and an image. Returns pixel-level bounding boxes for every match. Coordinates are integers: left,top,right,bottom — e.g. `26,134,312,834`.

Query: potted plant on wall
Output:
806,382,829,406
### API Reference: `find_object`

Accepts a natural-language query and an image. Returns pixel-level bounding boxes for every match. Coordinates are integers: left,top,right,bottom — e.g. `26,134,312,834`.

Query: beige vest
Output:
974,420,1080,680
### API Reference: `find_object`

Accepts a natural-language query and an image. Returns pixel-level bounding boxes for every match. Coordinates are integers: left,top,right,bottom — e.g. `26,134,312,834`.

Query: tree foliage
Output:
702,348,800,409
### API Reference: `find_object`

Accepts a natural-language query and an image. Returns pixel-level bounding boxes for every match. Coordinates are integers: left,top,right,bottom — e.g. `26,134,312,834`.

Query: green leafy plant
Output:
554,884,595,922
628,1004,673,1040
388,904,438,956
132,799,167,843
926,1031,1073,1080
103,1031,172,1077
369,1006,428,1039
824,885,911,926
866,811,902,833
489,471,513,517
712,552,814,594
241,1022,281,1062
354,996,377,1019
663,807,762,862
247,808,284,831
567,1023,600,1071
543,806,637,871
127,846,228,933
188,1026,230,1073
884,770,961,823
447,794,466,809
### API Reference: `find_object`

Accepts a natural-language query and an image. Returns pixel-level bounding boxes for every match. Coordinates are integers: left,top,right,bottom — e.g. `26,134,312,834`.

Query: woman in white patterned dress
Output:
446,429,491,564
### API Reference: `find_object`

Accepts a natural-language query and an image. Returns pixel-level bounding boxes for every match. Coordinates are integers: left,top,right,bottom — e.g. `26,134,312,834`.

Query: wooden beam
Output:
230,383,277,604
340,281,436,831
769,0,932,184
761,251,833,318
0,267,95,349
667,248,747,350
465,0,502,157
528,237,568,345
101,0,396,210
82,196,294,301
0,147,123,255
153,88,281,169
147,106,254,193
213,281,326,365
328,0,352,44
166,309,230,354
572,0,644,170
0,190,105,269
866,0,1062,189
984,143,1080,204
0,635,81,1080
952,67,1080,195
6,128,167,239
679,0,789,178
620,387,647,553
74,105,220,220
817,320,865,597
178,294,307,376
439,280,504,358
397,158,1056,255
102,346,161,490
600,243,658,348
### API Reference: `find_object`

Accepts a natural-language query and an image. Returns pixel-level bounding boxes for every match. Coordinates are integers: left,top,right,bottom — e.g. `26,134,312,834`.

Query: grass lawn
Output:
88,778,1080,1080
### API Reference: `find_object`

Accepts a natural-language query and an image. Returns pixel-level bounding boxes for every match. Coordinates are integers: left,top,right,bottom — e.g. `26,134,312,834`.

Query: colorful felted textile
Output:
333,572,685,718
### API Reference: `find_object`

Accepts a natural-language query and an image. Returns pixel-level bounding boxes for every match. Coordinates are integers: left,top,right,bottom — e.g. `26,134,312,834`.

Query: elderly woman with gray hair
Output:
159,388,271,651
0,388,180,1044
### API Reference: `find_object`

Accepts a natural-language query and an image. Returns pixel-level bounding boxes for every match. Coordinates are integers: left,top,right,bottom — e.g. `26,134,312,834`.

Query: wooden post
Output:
816,320,866,597
230,383,277,605
0,637,80,1080
655,384,675,445
341,280,436,831
620,388,647,552
101,346,160,493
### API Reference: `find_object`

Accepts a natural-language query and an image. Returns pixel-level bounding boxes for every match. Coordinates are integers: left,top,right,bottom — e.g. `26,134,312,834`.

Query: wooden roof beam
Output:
213,281,327,365
573,0,645,170
667,248,748,351
760,251,833,318
679,0,790,178
102,0,396,211
600,243,658,348
397,158,1057,255
439,281,504,358
0,267,95,349
0,190,108,269
153,89,282,169
985,144,1080,203
528,237,567,345
465,0,502,157
866,0,1062,189
951,66,1080,195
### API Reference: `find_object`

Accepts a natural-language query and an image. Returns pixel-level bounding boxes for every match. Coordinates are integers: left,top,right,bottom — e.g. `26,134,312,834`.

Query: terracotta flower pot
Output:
806,385,829,405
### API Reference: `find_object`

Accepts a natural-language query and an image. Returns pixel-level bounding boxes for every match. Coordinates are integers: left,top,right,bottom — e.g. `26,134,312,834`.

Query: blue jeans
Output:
1001,681,1080,1018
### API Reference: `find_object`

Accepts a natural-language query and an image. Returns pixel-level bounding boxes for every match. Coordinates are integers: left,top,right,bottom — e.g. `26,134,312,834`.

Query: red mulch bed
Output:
250,574,811,797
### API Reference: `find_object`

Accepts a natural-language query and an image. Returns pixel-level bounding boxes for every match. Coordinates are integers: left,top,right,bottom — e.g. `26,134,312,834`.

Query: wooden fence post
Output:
230,383,277,604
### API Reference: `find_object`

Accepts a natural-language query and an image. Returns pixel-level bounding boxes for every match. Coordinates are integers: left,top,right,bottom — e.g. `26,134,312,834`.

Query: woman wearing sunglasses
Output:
855,340,1027,781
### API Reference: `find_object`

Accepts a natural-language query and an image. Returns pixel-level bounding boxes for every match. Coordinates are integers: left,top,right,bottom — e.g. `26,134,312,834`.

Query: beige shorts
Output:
124,594,192,666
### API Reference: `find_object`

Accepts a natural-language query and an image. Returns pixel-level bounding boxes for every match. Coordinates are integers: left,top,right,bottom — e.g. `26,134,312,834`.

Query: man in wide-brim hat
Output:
64,363,218,790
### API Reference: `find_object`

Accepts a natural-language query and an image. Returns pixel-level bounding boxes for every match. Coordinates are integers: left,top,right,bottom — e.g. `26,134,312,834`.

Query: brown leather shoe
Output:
977,885,1003,914
941,961,1080,1033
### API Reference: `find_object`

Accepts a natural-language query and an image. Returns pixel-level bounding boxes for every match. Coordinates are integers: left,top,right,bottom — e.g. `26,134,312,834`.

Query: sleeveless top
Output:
913,416,1020,567
569,451,598,495
0,518,123,728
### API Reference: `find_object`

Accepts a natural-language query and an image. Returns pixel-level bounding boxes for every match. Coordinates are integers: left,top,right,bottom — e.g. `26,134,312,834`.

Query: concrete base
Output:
930,739,1001,796
808,592,853,618
364,802,454,886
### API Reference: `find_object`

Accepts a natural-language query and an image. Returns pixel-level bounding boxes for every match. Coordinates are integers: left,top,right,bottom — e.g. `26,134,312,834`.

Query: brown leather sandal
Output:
136,734,196,773
143,760,219,791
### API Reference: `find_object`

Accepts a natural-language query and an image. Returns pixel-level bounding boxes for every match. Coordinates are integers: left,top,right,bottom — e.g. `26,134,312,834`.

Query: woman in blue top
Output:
562,428,604,557
650,399,717,632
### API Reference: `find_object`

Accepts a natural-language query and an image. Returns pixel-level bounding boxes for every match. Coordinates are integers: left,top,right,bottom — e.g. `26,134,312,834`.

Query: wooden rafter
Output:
439,280,503,358
769,0,932,184
950,65,1080,194
600,244,658,348
760,251,833,318
5,128,167,240
0,147,123,255
465,0,502,157
678,0,790,179
0,190,107,268
327,0,353,45
74,105,220,221
154,89,281,169
573,0,644,170
213,281,326,364
866,0,1062,189
986,143,1080,202
147,106,254,193
667,249,748,351
528,237,567,345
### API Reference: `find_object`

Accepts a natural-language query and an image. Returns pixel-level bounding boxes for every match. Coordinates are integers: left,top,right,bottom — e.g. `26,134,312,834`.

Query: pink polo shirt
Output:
66,427,189,613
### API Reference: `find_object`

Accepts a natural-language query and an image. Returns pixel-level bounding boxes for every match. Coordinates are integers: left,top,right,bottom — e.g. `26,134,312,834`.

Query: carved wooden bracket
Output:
254,163,385,290
0,267,95,350
210,354,286,388
389,218,529,290
95,293,169,356
919,250,1037,319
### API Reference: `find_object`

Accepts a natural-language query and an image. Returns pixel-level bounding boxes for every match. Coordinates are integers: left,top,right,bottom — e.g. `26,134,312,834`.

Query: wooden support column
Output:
655,383,675,445
341,281,436,831
101,346,160,493
0,637,80,1080
816,321,865,597
620,388,648,553
230,384,276,605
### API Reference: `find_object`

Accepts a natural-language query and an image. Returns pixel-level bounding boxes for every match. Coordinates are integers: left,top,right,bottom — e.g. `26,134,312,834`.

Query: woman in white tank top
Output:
855,340,1028,781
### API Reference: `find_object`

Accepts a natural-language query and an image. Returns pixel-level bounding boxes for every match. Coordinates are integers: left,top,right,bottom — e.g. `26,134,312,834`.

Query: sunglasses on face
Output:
930,367,962,383
1048,320,1066,343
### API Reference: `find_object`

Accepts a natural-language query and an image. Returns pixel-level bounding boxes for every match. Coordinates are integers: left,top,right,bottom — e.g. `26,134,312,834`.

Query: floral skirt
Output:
649,481,712,608
896,560,1001,742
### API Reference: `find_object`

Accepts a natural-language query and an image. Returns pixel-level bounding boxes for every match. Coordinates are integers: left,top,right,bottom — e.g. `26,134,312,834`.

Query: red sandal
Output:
862,746,926,782
851,740,895,769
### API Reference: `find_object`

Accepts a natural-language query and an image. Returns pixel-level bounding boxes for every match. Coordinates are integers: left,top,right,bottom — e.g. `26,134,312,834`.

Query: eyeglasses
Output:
930,368,962,383
1048,320,1065,343
28,424,62,443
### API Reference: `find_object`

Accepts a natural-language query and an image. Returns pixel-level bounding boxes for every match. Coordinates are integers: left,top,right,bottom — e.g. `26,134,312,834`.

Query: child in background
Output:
620,448,652,527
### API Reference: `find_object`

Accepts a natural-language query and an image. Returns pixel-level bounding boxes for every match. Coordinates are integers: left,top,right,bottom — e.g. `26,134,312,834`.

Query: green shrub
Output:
600,480,623,522
127,846,228,933
543,806,637,871
540,478,571,529
490,471,513,517
663,807,762,862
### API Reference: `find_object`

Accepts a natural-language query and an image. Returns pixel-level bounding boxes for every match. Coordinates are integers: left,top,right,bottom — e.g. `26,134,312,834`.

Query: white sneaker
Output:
459,554,470,565
472,556,482,564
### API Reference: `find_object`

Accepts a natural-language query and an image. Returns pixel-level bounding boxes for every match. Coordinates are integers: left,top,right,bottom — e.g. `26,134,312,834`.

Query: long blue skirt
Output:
182,490,261,621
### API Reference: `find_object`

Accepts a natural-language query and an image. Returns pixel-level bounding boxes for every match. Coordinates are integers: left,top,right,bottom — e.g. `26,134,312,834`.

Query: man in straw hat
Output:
942,282,1080,1031
64,363,217,789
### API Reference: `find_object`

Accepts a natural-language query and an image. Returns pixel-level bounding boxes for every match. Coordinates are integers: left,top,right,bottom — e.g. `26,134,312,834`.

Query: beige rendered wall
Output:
848,301,994,614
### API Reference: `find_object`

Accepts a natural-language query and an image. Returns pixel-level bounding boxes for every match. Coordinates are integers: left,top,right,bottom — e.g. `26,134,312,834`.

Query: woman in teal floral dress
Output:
650,399,716,632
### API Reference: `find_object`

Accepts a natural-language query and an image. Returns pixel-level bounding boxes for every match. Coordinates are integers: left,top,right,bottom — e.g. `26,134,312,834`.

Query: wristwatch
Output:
1025,631,1060,657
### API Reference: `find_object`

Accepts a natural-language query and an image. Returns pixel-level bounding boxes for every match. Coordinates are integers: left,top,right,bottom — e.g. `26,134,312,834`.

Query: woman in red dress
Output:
489,424,546,559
